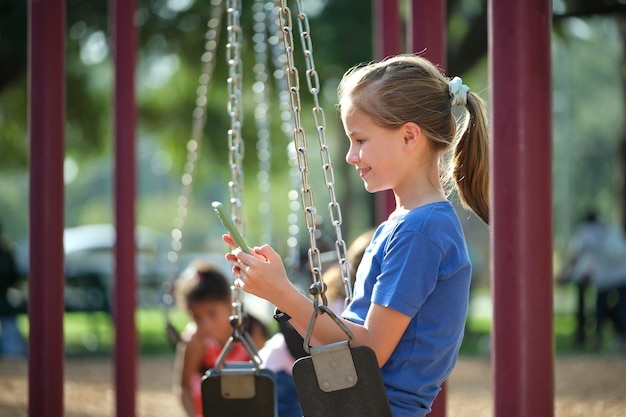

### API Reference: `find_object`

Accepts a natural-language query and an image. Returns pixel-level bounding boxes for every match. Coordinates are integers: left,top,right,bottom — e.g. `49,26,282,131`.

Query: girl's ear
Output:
402,122,422,151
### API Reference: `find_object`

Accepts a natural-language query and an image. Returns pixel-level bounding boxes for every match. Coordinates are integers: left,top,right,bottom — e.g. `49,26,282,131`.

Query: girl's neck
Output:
389,186,447,220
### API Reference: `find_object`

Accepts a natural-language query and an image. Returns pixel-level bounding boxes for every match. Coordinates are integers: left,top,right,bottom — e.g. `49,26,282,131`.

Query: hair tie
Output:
449,76,469,107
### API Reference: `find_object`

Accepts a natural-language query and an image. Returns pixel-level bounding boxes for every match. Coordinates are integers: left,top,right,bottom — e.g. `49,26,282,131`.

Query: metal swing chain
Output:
226,0,245,233
265,2,301,273
164,0,223,303
225,0,259,357
277,0,352,309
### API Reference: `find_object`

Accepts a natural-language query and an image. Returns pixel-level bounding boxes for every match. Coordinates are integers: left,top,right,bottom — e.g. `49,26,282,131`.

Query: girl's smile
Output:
357,166,371,179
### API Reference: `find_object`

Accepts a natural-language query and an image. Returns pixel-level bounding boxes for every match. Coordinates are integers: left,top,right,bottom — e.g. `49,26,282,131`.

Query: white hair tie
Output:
449,76,469,107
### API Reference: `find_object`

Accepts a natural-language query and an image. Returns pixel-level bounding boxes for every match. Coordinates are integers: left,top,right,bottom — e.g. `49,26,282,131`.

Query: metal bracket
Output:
218,365,257,399
310,340,358,392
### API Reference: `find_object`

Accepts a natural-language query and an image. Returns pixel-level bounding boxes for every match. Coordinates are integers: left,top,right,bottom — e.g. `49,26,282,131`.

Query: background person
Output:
0,217,26,357
172,260,267,417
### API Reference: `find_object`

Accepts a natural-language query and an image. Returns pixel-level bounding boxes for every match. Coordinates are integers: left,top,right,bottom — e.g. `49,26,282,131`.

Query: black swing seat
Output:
202,362,276,417
293,341,393,417
201,330,277,417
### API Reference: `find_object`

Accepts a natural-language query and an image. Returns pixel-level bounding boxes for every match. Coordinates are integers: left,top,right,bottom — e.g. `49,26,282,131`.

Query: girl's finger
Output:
222,233,236,248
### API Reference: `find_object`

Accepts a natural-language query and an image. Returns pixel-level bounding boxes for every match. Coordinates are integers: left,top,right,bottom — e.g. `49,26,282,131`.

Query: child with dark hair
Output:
173,260,267,417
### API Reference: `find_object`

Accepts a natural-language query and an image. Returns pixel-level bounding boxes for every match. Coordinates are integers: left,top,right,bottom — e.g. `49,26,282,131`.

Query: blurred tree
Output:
2,0,626,231
553,1,626,229
0,0,488,171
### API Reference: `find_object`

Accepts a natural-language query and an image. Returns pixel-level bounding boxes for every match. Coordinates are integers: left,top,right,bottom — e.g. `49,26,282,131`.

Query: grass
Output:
14,285,620,357
17,308,190,356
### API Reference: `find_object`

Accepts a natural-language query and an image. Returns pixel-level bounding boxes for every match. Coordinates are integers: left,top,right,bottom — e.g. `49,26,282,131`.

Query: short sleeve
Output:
372,230,443,318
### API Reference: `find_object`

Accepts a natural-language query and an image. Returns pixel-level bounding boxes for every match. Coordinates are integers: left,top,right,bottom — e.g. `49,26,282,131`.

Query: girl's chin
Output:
362,182,387,194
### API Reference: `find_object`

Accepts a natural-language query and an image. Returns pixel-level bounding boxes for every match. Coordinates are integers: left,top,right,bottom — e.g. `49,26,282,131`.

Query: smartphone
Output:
212,201,251,254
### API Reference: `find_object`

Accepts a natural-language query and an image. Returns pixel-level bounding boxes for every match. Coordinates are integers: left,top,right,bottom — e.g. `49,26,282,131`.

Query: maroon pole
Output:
112,0,138,416
489,1,554,416
408,0,446,68
373,0,401,59
373,0,401,221
28,1,66,416
407,3,448,416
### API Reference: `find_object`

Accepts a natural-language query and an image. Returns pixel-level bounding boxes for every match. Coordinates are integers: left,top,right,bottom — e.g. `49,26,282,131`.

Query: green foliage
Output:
2,1,626,278
0,79,28,169
552,16,625,249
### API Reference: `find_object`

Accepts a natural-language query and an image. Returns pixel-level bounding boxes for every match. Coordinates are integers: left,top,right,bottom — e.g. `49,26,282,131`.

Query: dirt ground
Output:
1,354,625,417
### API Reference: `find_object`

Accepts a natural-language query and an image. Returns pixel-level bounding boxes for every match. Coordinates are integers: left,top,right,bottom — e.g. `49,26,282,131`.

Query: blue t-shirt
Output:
343,201,471,417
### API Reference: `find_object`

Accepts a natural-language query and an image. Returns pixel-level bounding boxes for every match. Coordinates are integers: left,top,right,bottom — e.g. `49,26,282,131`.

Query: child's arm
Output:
175,335,205,417
224,236,412,367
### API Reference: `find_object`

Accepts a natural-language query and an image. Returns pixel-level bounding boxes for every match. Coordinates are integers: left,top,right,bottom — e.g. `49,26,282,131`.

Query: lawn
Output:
13,284,618,357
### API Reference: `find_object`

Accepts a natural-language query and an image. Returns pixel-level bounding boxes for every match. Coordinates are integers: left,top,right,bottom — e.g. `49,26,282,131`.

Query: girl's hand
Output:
221,234,294,304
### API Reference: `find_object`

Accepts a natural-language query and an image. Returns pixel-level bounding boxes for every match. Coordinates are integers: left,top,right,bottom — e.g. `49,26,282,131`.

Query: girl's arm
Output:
224,236,411,367
176,336,204,417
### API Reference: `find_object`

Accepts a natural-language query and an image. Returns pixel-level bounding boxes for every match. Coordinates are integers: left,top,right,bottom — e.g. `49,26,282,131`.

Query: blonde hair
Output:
337,54,490,224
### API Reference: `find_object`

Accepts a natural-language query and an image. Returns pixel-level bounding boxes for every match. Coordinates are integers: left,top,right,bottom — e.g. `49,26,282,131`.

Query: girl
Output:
173,260,267,417
224,54,489,417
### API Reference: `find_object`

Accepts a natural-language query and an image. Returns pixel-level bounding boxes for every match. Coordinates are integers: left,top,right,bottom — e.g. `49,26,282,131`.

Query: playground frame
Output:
27,1,553,417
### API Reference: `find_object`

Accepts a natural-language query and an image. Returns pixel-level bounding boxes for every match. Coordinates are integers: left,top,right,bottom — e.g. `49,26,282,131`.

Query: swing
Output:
158,0,278,415
201,286,276,417
201,0,278,415
166,0,391,414
292,307,392,417
275,1,392,415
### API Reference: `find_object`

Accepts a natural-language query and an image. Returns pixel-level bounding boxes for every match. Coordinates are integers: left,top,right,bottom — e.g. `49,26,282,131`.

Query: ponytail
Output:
451,91,490,224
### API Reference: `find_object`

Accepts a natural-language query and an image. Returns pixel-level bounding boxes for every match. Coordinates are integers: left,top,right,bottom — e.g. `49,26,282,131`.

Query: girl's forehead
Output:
342,107,373,129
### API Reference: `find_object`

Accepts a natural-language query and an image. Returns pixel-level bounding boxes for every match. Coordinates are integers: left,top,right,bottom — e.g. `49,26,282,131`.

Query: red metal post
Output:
408,0,446,68
373,0,401,60
489,1,554,416
408,2,448,415
112,1,138,416
408,2,448,416
28,1,66,416
373,0,401,221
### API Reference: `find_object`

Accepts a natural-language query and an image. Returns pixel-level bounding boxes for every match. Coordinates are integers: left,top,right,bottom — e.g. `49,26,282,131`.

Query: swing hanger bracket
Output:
310,340,358,392
217,363,259,399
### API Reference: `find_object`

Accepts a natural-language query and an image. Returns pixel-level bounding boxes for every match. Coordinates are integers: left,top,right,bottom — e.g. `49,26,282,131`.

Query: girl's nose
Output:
345,144,359,165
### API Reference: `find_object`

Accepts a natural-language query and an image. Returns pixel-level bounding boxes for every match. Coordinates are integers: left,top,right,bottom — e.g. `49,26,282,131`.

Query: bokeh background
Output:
1,0,626,415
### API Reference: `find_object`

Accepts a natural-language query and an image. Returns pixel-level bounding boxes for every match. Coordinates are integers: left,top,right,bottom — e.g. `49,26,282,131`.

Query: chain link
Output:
226,0,246,331
277,1,323,303
266,3,301,273
278,0,352,308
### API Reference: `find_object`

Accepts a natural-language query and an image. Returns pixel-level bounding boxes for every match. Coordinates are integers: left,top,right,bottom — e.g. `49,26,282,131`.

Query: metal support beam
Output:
28,1,66,416
373,0,401,221
374,0,401,59
408,1,447,415
112,1,138,416
489,0,554,416
408,0,446,69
